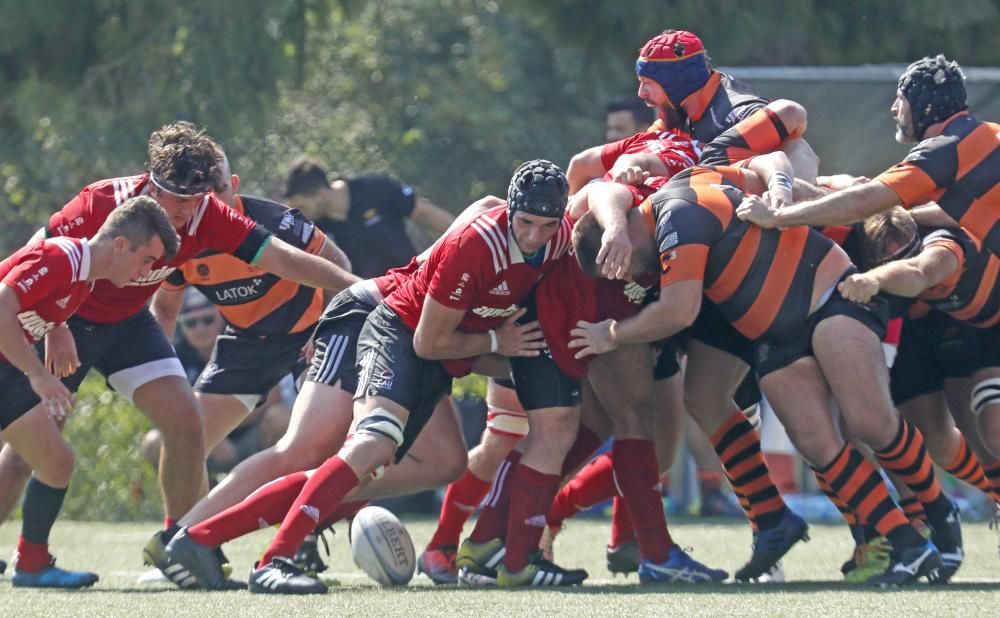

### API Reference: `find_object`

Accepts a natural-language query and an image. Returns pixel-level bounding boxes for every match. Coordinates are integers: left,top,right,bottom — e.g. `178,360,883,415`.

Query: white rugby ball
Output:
349,506,416,586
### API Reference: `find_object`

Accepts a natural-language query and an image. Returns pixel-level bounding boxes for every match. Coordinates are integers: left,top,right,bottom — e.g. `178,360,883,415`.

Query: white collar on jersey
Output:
507,225,525,265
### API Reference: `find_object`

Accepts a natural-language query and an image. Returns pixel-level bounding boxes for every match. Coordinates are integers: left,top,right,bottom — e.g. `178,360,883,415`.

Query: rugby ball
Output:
349,506,416,586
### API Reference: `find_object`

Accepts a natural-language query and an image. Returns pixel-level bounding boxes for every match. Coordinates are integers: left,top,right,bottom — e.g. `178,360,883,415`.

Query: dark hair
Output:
282,156,331,198
147,121,223,196
605,96,655,127
98,195,181,261
571,211,605,278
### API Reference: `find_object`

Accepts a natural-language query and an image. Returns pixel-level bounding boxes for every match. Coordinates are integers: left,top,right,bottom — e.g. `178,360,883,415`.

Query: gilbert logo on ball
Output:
349,506,416,586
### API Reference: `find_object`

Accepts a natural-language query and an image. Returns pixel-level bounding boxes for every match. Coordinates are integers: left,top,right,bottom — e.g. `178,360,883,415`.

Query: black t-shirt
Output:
315,174,418,278
174,337,208,385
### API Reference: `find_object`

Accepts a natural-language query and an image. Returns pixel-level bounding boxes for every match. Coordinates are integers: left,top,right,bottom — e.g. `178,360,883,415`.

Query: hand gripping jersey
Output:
0,237,92,361
912,227,1000,328
163,195,326,336
650,165,852,341
599,129,700,199
47,174,269,324
384,205,573,377
875,112,1000,257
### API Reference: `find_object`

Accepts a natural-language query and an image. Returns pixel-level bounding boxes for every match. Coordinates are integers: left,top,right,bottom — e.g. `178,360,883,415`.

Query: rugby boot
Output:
734,509,809,581
639,546,728,583
417,546,458,585
249,556,328,595
12,556,98,589
293,532,330,578
143,530,198,589
165,527,229,590
867,539,942,587
496,553,588,587
927,499,963,584
754,560,785,583
606,540,641,575
456,537,505,586
843,536,892,583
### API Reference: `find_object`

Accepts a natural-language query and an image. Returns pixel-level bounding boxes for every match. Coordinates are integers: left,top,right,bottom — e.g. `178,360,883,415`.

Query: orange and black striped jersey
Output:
163,195,326,336
876,112,1000,256
649,165,852,341
649,72,771,165
915,228,1000,328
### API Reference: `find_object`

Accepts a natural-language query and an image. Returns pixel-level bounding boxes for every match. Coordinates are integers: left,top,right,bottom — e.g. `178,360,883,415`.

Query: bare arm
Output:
150,286,186,340
317,235,352,273
411,197,456,236
911,203,959,228
254,237,361,292
0,285,73,416
745,179,899,229
838,246,959,303
567,146,609,194
585,182,638,279
569,280,703,357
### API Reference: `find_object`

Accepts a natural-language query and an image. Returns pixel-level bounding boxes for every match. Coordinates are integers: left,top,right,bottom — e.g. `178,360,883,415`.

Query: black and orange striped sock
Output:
983,459,1000,503
899,495,927,524
711,409,787,530
874,418,952,523
814,443,922,549
812,470,858,526
943,431,994,497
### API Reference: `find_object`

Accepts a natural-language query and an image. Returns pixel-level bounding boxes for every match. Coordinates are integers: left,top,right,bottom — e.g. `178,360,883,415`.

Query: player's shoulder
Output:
239,194,298,226
82,174,148,207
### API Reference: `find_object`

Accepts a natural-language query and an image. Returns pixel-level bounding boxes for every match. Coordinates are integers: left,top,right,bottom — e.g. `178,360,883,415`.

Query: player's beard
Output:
894,118,917,144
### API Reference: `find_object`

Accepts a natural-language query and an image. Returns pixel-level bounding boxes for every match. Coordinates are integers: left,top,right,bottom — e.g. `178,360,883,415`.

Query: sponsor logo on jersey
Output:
17,310,55,339
278,212,295,231
196,264,210,278
55,217,86,236
126,265,176,287
363,208,383,227
488,281,511,296
449,273,472,302
16,266,50,293
472,304,519,318
55,295,72,309
213,278,264,303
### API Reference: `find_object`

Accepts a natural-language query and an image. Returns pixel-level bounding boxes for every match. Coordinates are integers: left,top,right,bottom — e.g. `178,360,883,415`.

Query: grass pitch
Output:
2,517,999,616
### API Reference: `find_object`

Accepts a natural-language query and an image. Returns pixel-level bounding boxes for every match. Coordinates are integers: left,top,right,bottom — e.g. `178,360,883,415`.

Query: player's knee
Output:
40,442,75,487
437,446,469,485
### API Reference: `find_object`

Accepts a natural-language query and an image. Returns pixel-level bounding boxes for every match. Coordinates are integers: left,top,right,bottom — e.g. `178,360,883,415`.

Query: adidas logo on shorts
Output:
489,281,511,296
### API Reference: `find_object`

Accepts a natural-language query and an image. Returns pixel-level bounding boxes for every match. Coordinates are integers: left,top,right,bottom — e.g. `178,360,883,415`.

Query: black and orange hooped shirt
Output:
912,227,1000,328
163,195,326,336
876,112,1000,257
648,165,851,342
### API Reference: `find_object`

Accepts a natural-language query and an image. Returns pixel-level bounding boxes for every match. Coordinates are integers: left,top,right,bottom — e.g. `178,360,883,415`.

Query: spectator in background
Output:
604,96,656,142
141,289,292,475
281,157,455,278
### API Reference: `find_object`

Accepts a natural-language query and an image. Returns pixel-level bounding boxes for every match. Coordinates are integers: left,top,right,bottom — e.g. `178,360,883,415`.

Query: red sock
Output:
428,470,492,549
187,471,309,546
546,452,614,528
259,457,360,565
503,463,560,572
612,439,673,563
164,517,177,530
15,536,50,572
609,495,635,547
469,451,522,543
560,424,603,476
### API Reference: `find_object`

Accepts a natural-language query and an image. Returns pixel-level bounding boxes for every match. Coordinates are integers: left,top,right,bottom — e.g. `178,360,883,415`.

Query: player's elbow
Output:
767,99,808,137
412,331,439,360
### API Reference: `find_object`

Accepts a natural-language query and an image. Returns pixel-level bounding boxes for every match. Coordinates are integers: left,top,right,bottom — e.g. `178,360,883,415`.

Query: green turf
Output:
2,517,999,616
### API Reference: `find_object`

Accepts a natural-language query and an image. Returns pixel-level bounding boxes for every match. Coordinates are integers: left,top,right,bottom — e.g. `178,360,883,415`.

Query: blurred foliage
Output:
62,373,161,521
6,0,998,251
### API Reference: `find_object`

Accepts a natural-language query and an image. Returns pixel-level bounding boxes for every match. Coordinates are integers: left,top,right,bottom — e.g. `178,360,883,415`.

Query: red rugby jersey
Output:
384,205,573,376
0,237,93,361
600,129,699,197
47,174,268,323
